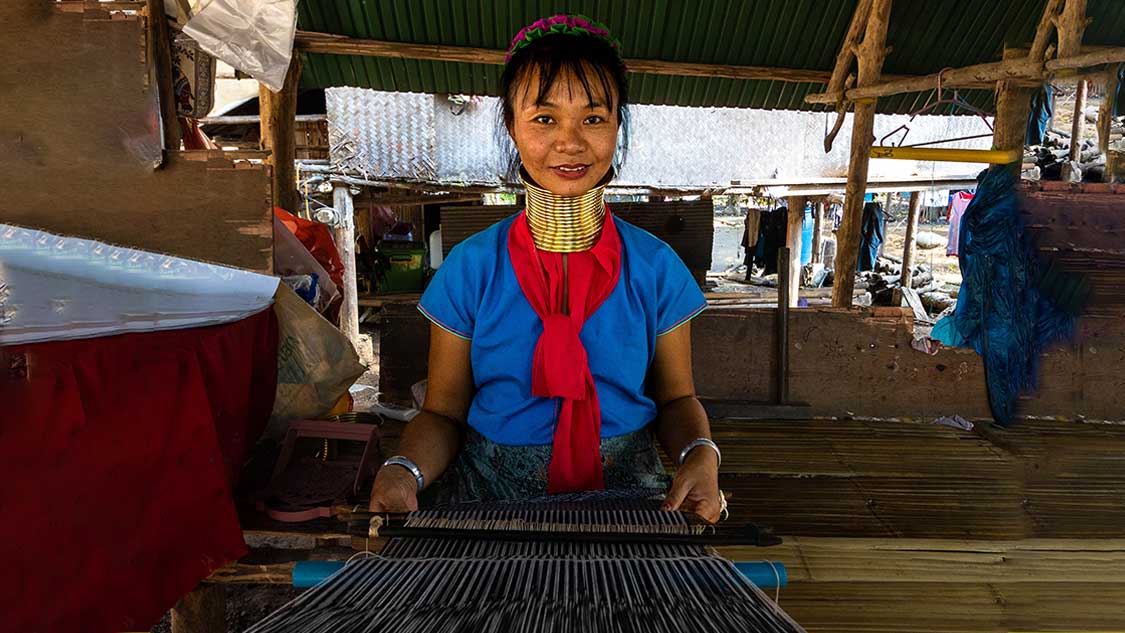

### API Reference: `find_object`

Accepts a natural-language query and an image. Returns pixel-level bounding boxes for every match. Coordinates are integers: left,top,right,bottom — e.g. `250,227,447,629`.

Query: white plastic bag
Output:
182,0,297,92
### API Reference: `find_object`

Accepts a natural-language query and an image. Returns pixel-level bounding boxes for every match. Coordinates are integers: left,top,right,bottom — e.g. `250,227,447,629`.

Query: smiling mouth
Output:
553,165,589,172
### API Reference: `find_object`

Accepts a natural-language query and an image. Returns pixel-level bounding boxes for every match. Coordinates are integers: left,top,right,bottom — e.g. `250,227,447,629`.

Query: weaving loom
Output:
246,491,806,633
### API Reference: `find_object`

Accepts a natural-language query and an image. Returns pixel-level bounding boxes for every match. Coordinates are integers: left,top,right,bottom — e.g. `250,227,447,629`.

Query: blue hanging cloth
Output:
932,167,1080,425
1025,84,1054,146
856,201,884,272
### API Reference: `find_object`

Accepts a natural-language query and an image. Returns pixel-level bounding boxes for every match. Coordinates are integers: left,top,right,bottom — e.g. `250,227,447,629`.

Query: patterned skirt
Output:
420,425,670,506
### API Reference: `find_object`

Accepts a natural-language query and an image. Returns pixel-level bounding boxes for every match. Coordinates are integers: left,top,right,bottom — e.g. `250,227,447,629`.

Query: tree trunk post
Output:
900,191,922,289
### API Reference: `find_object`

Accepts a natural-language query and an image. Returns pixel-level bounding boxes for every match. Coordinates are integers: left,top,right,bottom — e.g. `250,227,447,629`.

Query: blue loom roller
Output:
293,560,346,588
295,560,787,589
734,561,787,589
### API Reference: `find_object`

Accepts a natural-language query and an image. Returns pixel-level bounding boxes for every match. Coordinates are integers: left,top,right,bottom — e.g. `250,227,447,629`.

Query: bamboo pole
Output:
900,191,921,289
1069,79,1088,163
260,56,302,214
333,184,361,349
832,0,892,308
786,197,807,308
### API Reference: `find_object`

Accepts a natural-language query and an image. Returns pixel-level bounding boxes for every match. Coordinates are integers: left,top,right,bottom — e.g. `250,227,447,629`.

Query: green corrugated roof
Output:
297,0,1125,114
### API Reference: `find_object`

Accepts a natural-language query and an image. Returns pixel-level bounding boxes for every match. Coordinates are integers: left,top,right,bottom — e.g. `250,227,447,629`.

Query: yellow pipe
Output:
870,146,1021,164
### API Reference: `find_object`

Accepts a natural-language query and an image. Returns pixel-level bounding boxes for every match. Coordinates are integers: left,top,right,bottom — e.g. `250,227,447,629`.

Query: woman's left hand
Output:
662,448,722,523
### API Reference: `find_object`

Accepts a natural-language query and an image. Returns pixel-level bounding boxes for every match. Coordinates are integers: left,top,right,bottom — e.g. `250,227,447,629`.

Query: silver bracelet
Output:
382,455,424,493
677,438,721,467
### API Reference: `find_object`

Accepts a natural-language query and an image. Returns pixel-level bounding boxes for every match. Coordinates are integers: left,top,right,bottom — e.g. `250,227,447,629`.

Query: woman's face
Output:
508,65,618,197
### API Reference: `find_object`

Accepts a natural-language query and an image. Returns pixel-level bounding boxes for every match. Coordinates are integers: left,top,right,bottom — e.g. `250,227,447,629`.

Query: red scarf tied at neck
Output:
506,209,622,493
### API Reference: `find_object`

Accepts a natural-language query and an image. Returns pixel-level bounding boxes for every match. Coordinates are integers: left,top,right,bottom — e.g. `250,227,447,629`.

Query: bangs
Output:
515,56,618,112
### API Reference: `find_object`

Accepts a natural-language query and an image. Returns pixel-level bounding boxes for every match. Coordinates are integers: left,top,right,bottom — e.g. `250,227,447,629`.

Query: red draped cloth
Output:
0,308,278,633
506,211,621,493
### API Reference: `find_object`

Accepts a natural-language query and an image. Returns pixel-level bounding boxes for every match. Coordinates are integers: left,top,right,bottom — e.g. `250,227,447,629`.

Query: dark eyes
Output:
531,115,607,125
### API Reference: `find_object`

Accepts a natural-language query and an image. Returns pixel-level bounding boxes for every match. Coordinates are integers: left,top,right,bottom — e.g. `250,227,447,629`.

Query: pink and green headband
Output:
504,14,625,66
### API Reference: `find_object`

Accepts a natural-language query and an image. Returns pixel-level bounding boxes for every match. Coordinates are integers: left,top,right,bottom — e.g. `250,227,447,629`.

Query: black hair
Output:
496,32,630,182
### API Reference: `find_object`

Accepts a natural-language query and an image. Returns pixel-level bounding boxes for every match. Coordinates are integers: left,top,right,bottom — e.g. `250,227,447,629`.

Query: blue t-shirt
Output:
418,214,706,446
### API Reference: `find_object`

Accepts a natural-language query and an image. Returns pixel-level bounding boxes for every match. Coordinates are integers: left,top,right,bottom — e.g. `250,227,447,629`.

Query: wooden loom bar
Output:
832,0,892,308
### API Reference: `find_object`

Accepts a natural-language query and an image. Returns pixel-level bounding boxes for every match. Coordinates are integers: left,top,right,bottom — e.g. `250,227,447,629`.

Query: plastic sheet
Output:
0,223,279,345
182,0,297,92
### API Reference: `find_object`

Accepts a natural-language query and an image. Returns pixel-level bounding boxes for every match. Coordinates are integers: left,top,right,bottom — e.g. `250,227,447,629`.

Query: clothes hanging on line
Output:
751,206,788,275
946,190,975,256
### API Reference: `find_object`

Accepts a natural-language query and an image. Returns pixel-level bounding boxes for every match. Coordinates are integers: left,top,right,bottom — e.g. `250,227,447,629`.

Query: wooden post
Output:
992,48,1035,165
776,247,790,405
1056,0,1088,59
146,0,180,155
811,201,825,265
1069,79,1088,162
1097,64,1121,153
900,191,922,289
260,56,302,213
171,585,225,633
333,184,361,348
785,196,806,307
832,0,892,308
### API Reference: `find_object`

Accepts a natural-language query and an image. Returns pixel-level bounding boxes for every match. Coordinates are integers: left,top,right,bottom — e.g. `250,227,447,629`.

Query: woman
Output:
369,15,723,522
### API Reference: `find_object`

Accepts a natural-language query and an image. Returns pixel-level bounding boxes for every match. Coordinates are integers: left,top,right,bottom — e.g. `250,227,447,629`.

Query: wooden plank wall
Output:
1021,182,1125,314
381,303,1125,422
0,2,273,271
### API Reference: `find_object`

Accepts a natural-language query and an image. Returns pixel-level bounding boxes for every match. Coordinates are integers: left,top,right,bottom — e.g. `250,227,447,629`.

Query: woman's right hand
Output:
368,466,419,513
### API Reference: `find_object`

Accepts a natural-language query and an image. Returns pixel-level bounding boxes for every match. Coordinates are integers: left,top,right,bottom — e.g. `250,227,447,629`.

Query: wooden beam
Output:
1029,0,1065,62
294,29,919,85
826,0,874,96
786,196,807,308
1045,46,1125,72
1055,0,1088,58
832,0,892,308
993,48,1036,164
900,191,921,289
260,55,302,213
807,44,1125,105
146,0,179,155
333,184,361,348
806,56,1042,104
1069,79,1088,162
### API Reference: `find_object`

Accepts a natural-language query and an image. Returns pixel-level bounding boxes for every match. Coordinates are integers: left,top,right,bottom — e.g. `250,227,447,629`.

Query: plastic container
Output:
379,242,426,293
